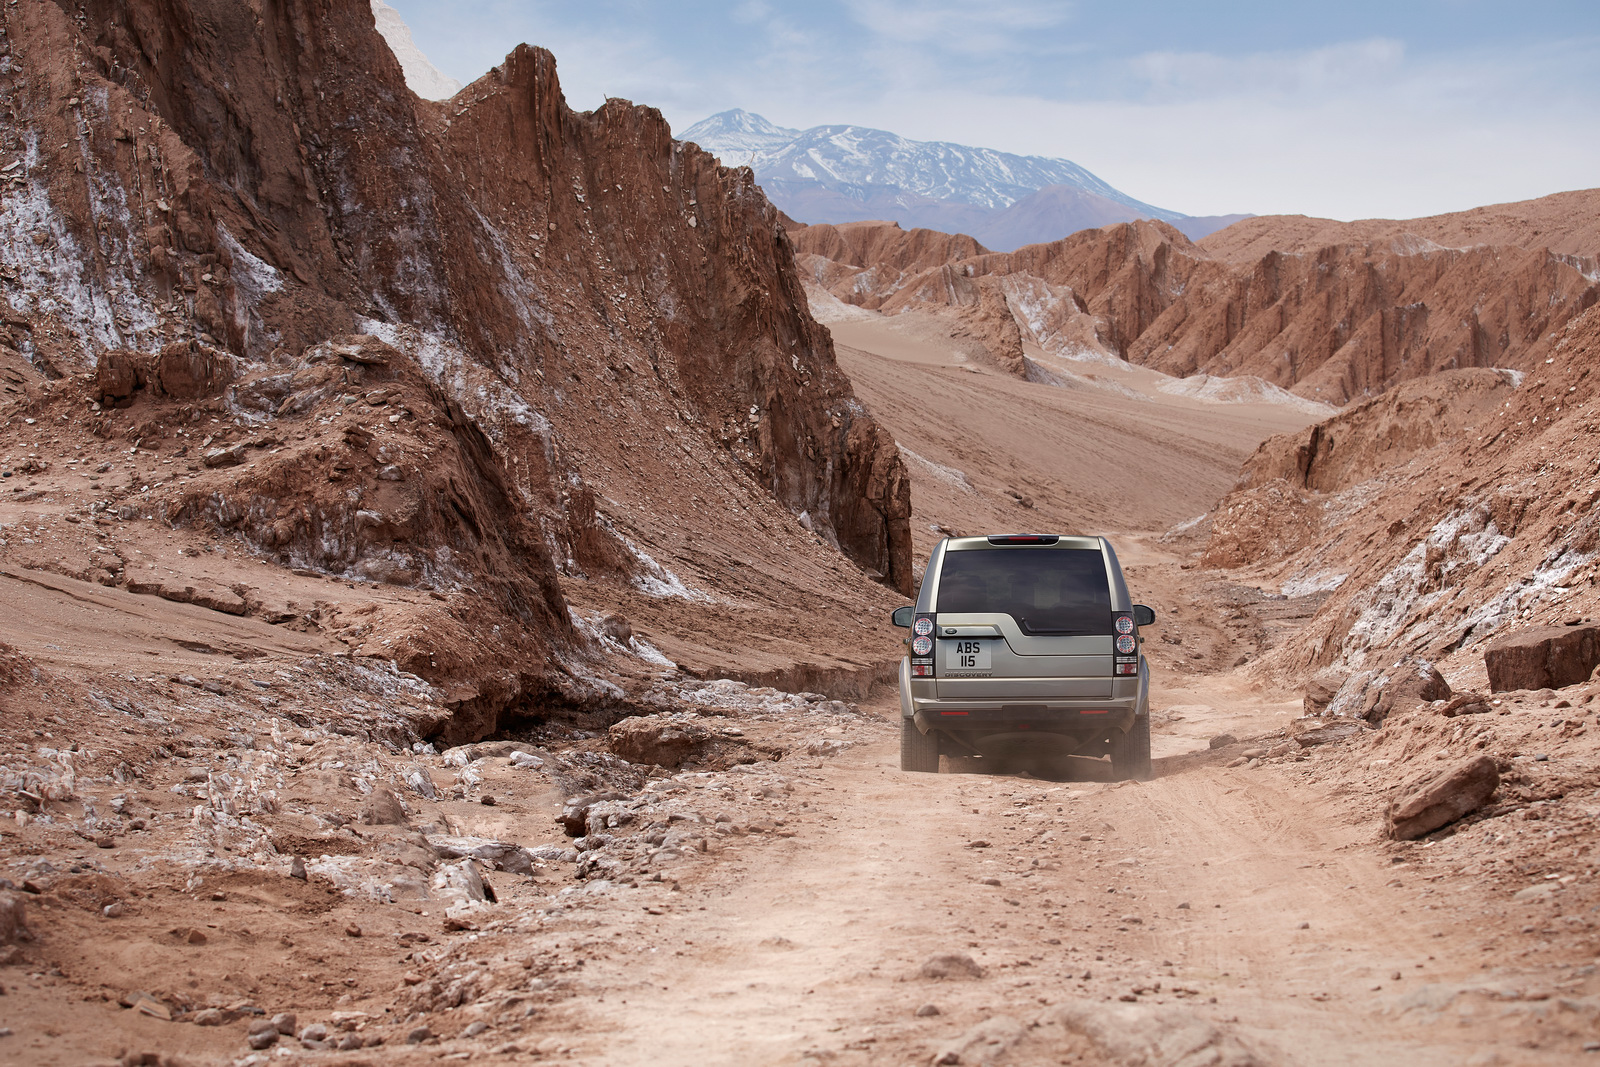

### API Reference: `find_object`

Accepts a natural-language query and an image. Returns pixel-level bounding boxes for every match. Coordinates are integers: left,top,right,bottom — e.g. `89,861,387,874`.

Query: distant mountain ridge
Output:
681,109,1248,251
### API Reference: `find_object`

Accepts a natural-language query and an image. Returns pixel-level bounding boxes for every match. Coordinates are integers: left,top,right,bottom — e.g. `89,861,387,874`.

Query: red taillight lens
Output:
913,617,934,637
1115,615,1134,635
1115,662,1138,675
911,664,933,677
912,635,933,655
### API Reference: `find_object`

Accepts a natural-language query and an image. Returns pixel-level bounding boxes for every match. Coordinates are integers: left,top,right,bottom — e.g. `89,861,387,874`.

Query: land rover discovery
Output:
891,534,1155,779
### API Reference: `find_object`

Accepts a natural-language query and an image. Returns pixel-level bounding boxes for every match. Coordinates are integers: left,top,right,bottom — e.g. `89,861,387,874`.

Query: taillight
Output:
911,613,936,675
1112,610,1139,675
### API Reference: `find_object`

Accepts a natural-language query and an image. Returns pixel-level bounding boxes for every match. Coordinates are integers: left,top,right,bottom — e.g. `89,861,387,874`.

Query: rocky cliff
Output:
793,207,1599,405
0,0,911,739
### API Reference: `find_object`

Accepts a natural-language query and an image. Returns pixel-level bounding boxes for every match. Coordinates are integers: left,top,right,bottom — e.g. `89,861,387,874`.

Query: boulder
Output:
1290,719,1363,747
1302,672,1341,717
1440,691,1493,717
93,348,149,405
154,340,236,398
918,952,986,980
429,859,489,904
607,714,711,768
1324,657,1450,724
426,834,536,876
557,792,624,838
1484,625,1600,692
1387,754,1500,839
359,788,408,826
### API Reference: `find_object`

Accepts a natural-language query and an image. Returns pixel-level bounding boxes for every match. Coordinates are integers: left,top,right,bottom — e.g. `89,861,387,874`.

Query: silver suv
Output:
891,534,1155,779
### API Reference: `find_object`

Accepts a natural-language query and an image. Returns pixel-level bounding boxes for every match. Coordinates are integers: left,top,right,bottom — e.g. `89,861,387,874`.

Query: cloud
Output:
845,0,1073,55
1127,38,1408,102
389,2,1600,221
868,36,1600,220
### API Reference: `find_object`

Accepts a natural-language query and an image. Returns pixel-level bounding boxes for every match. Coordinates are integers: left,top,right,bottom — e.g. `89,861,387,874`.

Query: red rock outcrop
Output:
1236,368,1520,493
1217,304,1600,687
0,0,912,738
1201,188,1600,264
797,208,1599,405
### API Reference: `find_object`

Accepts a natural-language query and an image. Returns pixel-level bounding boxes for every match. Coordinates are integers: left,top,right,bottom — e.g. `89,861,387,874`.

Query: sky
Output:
385,1,1600,221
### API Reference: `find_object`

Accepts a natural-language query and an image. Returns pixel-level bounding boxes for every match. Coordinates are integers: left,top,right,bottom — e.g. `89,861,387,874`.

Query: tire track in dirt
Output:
553,709,1529,1067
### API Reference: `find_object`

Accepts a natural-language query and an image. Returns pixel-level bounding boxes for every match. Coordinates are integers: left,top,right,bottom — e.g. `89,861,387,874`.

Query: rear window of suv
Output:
935,548,1112,635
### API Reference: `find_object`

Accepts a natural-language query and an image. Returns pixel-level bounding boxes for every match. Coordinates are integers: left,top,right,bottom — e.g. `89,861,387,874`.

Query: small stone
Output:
95,835,116,849
1121,915,1143,924
1209,733,1238,750
103,901,125,918
344,924,362,938
1297,921,1311,930
192,1008,224,1026
462,1021,489,1038
979,877,1002,887
337,1033,365,1050
407,1024,433,1044
919,953,985,980
1387,754,1500,839
272,1012,298,1035
132,994,172,1021
1177,902,1191,910
299,1023,328,1043
289,856,307,880
247,1028,278,1050
480,795,496,806
185,927,207,945
915,1004,941,1017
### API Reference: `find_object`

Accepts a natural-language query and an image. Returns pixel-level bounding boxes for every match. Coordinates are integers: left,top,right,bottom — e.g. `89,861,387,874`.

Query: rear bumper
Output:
914,703,1137,735
898,656,1149,738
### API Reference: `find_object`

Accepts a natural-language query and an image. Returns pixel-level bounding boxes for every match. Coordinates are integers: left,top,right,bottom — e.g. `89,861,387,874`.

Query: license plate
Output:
945,639,991,670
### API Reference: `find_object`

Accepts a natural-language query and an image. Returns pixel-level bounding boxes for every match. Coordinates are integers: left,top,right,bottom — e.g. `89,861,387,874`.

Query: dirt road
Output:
542,692,1589,1066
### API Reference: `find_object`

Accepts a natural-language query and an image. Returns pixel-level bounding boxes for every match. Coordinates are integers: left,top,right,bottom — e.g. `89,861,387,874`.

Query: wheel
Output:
1110,715,1153,781
900,718,940,773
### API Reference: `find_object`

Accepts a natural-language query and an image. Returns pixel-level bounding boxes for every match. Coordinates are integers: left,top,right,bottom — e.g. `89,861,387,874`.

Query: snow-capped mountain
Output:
681,109,1245,250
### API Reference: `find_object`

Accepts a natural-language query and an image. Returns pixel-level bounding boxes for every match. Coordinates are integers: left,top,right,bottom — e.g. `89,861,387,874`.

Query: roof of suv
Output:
943,535,1105,551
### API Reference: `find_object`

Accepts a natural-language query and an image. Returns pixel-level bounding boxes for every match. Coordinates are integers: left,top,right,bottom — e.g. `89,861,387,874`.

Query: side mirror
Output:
891,606,915,628
1133,604,1156,627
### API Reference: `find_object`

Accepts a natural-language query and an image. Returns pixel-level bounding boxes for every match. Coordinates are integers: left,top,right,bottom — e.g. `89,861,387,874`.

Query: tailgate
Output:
934,617,1113,699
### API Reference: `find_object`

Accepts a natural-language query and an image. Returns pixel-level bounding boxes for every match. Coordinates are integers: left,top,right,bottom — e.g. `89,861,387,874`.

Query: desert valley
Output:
1,2,1600,1065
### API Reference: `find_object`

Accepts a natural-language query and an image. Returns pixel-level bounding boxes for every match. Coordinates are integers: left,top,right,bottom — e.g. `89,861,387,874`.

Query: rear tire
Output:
901,718,940,773
1111,715,1153,781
